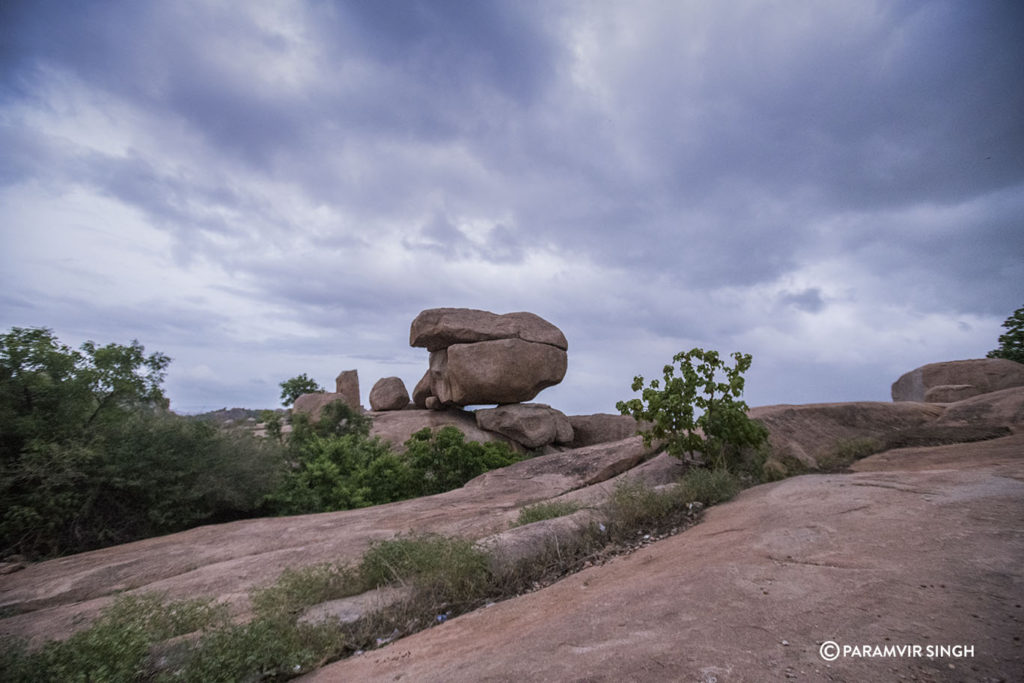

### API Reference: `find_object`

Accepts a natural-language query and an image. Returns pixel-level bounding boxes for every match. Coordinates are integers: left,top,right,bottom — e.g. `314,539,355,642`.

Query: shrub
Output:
360,534,492,607
616,348,769,472
677,467,741,505
403,427,521,496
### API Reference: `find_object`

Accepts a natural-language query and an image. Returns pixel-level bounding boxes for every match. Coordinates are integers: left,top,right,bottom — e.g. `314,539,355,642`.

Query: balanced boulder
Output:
475,403,574,449
411,308,568,407
369,377,410,411
891,358,1024,403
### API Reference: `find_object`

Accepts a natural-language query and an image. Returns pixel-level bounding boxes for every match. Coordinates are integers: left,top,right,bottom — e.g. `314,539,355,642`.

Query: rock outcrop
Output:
411,308,568,408
567,413,639,448
292,393,348,421
334,370,361,410
368,377,410,411
891,358,1024,403
475,403,574,449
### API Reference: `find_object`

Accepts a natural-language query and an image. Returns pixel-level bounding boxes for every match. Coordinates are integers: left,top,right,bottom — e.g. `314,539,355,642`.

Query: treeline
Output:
0,328,519,560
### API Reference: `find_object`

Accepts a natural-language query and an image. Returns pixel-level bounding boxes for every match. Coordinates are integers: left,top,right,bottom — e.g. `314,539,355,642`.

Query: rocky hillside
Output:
1,356,1022,680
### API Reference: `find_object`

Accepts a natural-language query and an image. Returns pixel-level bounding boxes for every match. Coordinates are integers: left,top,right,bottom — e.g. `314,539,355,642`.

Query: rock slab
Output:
891,358,1024,403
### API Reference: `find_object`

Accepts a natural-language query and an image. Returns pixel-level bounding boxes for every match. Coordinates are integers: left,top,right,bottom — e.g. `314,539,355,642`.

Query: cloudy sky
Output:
2,0,1022,415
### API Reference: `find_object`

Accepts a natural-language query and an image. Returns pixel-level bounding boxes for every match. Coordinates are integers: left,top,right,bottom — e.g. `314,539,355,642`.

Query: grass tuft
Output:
513,500,583,527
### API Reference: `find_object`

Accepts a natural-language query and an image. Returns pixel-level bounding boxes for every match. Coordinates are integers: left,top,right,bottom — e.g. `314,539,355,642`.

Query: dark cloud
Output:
2,0,1021,413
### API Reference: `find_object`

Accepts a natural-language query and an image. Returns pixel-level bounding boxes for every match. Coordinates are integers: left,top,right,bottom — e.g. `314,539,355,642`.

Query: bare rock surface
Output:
409,308,568,352
749,401,944,467
303,432,1024,683
475,403,574,449
368,376,410,411
891,357,1024,403
0,438,654,646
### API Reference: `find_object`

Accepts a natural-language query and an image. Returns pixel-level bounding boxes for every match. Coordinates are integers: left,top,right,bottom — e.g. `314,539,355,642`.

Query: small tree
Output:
986,305,1024,364
279,373,324,407
616,348,768,472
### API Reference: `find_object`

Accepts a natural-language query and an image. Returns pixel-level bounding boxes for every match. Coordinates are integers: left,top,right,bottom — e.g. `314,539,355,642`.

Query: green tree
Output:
279,373,324,407
986,305,1024,364
0,327,284,558
616,348,768,472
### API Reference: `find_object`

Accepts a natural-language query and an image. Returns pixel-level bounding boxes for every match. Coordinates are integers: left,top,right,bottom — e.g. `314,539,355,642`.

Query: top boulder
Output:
410,308,568,352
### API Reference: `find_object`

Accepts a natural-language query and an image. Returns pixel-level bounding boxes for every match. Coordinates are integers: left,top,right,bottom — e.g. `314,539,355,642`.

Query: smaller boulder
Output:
567,414,639,448
369,377,411,411
475,403,574,449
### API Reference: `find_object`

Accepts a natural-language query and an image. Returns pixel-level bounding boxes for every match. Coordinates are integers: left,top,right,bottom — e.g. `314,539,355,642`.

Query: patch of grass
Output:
513,500,583,527
816,437,884,472
251,562,364,622
361,535,492,610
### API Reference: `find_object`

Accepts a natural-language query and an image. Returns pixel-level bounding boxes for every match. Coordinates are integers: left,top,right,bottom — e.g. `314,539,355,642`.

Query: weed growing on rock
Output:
513,500,584,527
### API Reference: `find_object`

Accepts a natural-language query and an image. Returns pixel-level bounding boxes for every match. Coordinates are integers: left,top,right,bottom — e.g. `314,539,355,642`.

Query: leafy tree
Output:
0,327,284,558
279,373,324,407
987,305,1024,364
616,348,768,472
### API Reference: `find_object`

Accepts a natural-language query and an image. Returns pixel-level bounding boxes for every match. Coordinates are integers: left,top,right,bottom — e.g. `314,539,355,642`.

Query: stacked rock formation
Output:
409,308,569,409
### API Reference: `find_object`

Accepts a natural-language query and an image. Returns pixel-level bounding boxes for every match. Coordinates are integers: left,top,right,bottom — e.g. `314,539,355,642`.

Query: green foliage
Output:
402,427,521,496
0,327,287,559
267,408,521,515
513,500,583,527
0,594,226,683
361,534,492,606
616,347,769,472
987,305,1024,364
0,327,169,466
279,373,324,407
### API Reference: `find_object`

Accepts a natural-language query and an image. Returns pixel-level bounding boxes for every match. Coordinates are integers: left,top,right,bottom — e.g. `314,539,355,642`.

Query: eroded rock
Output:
475,403,574,449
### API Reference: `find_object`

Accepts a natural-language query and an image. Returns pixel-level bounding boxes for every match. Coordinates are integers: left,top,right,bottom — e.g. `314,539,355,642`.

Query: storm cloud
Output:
2,0,1022,414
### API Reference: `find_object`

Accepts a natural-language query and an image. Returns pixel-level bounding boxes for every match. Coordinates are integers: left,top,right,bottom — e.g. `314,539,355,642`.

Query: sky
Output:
1,0,1022,416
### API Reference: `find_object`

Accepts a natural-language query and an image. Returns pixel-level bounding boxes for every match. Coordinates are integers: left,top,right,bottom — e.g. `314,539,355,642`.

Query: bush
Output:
616,348,769,472
403,427,521,496
677,467,741,505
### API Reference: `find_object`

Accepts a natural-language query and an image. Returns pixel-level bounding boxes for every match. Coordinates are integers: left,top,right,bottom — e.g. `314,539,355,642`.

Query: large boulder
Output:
567,413,640,448
891,358,1024,403
429,340,567,406
410,308,568,352
369,377,410,411
293,393,354,421
475,403,574,449
411,308,569,408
